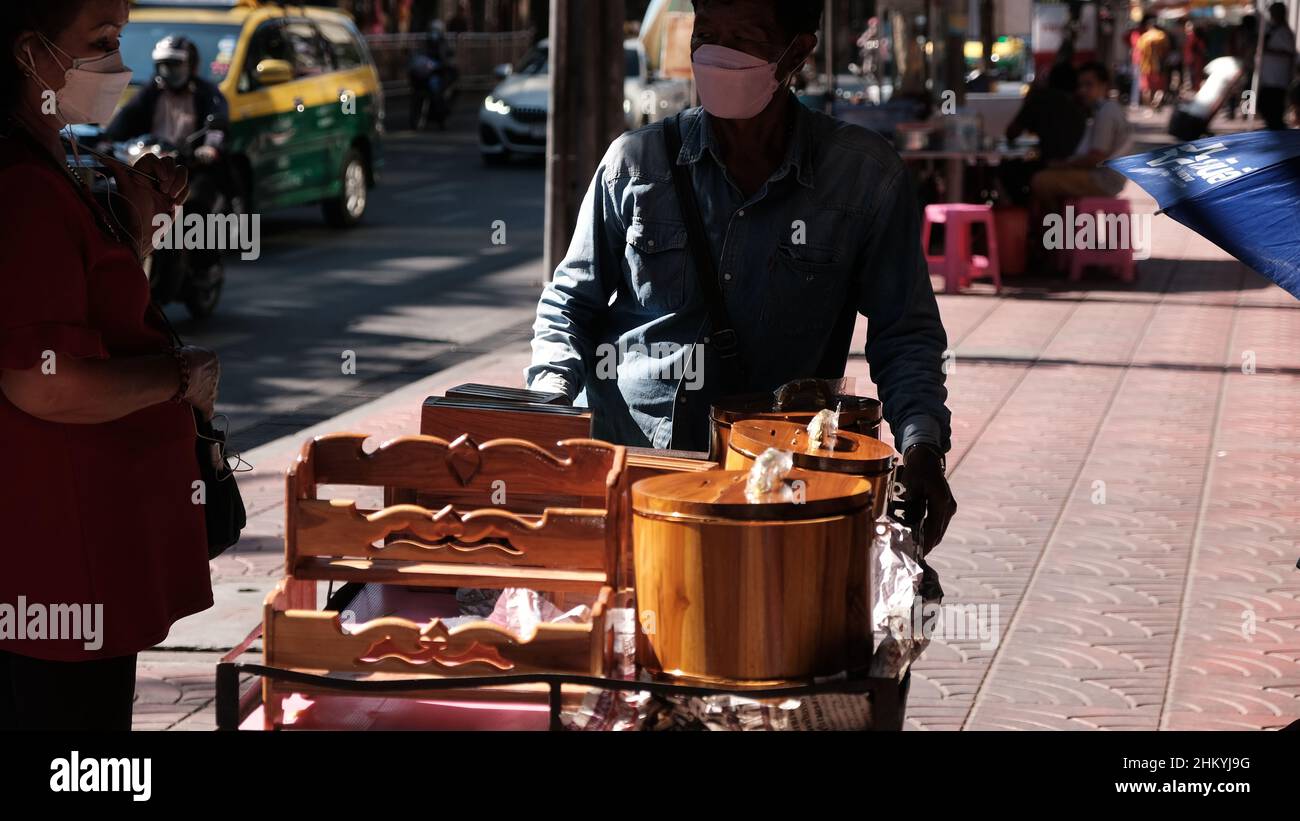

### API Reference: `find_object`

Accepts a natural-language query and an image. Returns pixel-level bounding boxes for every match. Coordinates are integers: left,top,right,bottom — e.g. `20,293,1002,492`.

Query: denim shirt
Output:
527,100,951,455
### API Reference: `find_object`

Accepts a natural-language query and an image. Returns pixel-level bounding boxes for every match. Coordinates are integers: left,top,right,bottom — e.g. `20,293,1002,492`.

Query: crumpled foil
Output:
745,447,794,502
869,519,943,681
805,406,840,450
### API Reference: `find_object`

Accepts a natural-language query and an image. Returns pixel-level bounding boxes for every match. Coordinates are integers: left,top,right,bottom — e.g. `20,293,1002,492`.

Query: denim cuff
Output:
527,369,578,402
895,415,945,457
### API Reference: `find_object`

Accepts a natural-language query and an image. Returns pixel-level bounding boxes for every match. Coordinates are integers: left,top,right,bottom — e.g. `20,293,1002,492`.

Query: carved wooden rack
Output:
260,432,628,728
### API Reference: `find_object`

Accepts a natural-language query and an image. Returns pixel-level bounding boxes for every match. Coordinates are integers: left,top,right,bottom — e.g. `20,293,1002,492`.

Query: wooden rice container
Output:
725,419,897,520
708,392,882,462
631,469,875,683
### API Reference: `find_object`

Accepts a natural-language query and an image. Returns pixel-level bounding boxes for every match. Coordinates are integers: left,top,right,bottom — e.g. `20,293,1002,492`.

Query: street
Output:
169,102,547,450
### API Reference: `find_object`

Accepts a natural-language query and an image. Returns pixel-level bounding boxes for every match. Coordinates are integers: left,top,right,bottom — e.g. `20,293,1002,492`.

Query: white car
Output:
479,41,550,164
480,39,692,164
624,39,693,129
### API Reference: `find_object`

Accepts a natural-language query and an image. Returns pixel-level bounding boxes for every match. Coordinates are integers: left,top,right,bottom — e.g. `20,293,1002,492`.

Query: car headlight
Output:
484,95,511,116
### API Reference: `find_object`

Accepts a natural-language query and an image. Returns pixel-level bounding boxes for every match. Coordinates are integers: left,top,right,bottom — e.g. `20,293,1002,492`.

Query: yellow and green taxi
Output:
122,0,385,226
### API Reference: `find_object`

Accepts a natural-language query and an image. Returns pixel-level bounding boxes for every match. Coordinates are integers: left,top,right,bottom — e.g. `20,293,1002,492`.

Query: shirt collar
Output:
675,95,816,189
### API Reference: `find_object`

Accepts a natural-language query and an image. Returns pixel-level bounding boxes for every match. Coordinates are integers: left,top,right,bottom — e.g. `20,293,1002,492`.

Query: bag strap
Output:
149,300,185,349
663,114,745,393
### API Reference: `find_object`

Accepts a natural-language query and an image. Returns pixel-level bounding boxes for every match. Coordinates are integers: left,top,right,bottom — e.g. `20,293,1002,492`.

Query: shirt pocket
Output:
624,218,688,313
762,242,846,335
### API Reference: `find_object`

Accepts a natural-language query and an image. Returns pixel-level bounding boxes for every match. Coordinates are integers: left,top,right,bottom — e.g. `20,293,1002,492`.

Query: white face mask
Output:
691,39,800,120
20,35,133,126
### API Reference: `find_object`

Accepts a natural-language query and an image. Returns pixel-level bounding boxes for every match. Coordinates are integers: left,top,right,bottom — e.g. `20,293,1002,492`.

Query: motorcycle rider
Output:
104,35,231,298
410,19,458,128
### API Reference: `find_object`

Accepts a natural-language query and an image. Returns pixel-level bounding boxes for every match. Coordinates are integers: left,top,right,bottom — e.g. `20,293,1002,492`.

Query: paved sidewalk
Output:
138,151,1300,732
904,191,1300,729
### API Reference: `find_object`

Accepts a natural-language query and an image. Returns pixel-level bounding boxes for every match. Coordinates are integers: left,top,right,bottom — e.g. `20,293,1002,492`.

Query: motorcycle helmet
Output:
153,34,198,91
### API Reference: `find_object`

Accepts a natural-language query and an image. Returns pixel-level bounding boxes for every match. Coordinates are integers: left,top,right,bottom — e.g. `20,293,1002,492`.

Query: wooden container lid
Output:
710,392,882,425
631,469,874,522
729,420,896,474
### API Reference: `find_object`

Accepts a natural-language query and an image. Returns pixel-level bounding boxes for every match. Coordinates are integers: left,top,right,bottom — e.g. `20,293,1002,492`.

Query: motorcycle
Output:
111,129,239,320
408,52,459,130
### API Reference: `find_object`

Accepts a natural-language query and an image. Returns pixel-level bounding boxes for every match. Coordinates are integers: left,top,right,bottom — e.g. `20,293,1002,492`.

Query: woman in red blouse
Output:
0,0,220,730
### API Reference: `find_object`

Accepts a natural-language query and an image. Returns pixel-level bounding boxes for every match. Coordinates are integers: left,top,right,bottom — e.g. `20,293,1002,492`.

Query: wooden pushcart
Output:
214,390,912,731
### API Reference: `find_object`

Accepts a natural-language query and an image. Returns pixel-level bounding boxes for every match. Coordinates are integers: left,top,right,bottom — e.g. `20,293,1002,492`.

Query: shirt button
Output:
678,395,688,404
703,336,711,344
738,209,746,217
724,273,733,281
647,239,656,247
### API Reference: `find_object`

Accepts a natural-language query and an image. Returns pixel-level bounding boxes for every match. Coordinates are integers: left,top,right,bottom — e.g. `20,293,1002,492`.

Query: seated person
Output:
1001,62,1087,206
1006,62,1088,163
1029,61,1131,238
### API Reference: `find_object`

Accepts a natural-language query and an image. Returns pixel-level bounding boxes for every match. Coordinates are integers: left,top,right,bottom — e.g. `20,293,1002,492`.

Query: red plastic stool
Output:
1066,197,1137,284
922,203,1003,294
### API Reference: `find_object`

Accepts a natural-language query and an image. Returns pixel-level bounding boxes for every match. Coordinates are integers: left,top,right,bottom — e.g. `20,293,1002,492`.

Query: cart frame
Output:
215,624,908,731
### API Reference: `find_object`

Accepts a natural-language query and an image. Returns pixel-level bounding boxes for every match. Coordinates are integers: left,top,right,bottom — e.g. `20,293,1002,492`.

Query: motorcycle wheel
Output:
323,148,368,228
185,259,224,320
409,93,428,131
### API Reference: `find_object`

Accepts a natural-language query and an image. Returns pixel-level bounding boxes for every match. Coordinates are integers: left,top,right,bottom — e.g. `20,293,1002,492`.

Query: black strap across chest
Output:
662,113,746,394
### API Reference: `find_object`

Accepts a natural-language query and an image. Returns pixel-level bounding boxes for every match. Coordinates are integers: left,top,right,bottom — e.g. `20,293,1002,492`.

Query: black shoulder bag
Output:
151,306,247,559
662,114,746,394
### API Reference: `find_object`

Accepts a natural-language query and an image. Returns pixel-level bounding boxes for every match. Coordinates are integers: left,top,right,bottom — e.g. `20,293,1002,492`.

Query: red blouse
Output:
0,140,212,662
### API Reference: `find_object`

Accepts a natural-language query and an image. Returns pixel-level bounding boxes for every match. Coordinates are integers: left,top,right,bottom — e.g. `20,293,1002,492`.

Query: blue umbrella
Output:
1106,130,1300,300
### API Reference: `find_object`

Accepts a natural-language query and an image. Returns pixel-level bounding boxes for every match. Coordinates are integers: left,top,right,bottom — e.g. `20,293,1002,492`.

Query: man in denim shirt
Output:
528,0,956,550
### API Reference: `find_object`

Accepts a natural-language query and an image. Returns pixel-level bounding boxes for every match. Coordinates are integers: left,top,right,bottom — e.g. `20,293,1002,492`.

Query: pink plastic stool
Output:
1066,197,1137,284
922,203,1002,294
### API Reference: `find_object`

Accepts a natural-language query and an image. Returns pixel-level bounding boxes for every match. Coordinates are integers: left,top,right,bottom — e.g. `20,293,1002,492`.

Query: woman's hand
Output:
180,346,221,421
102,153,189,258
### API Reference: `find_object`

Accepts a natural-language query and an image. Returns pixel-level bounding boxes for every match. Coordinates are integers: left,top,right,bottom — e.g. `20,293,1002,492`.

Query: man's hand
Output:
899,444,957,555
194,145,219,164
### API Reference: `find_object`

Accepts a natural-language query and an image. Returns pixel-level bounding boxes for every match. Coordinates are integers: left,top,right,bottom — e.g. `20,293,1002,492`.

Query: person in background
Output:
107,34,228,158
1127,19,1145,108
1163,22,1182,98
1259,2,1297,129
1028,62,1132,238
1137,15,1171,109
1002,62,1088,208
0,0,217,731
856,16,885,87
105,34,232,276
447,0,471,34
1182,19,1207,94
1228,14,1259,119
1006,62,1088,165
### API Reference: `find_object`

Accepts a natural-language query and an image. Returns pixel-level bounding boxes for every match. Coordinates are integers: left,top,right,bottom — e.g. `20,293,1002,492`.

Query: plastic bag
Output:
772,377,854,411
486,588,590,638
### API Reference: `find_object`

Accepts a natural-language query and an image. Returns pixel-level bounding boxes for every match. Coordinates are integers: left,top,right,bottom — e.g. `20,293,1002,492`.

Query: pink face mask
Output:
691,40,798,120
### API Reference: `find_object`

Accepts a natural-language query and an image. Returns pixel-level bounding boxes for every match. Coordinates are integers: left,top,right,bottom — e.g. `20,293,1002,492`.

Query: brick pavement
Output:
898,192,1300,731
137,143,1300,732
